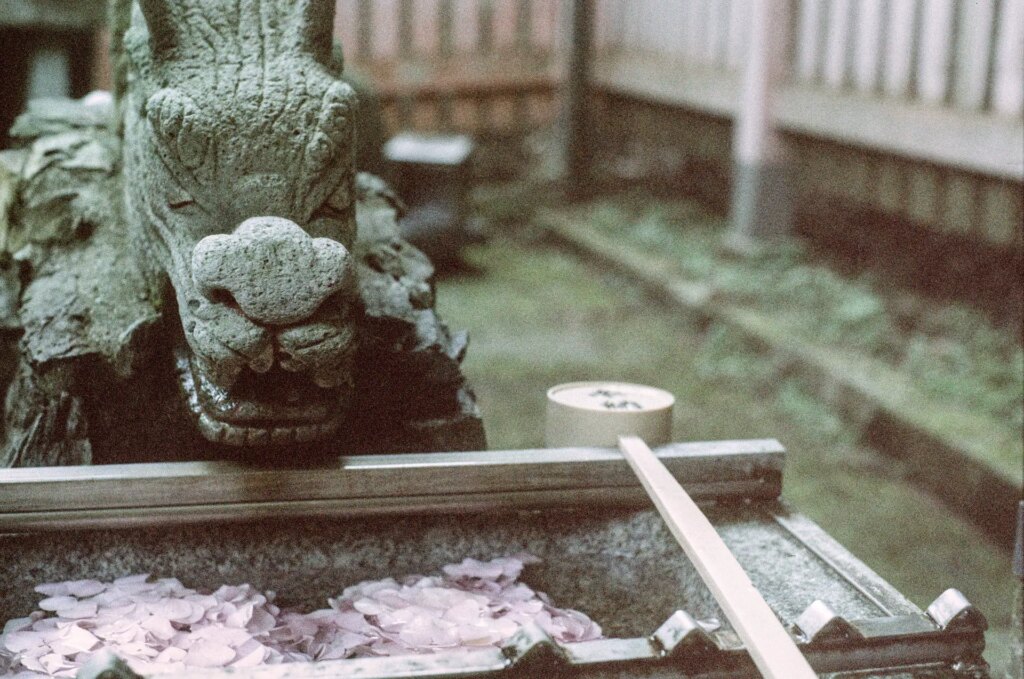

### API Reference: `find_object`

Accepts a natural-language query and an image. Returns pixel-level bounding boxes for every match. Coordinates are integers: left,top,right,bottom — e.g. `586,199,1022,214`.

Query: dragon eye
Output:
312,201,349,221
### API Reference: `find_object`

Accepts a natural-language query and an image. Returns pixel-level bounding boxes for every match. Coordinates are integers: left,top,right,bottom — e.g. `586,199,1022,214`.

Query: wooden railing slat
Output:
357,0,374,60
916,0,956,104
991,0,1024,116
705,0,729,68
725,0,749,70
822,0,853,88
515,0,531,49
477,0,494,54
795,0,825,82
952,0,997,111
852,0,883,93
398,0,413,57
435,0,452,57
881,0,917,98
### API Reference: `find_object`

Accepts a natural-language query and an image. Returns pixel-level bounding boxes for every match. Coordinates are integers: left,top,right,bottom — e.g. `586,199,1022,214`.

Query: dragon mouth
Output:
176,348,345,447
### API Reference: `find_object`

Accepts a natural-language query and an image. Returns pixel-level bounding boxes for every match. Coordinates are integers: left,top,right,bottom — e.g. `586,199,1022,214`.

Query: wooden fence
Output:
334,0,563,137
87,1,563,139
590,0,1023,246
594,0,1023,119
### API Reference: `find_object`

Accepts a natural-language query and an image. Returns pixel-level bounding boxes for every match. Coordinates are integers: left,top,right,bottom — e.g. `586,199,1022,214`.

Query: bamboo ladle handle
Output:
618,435,817,679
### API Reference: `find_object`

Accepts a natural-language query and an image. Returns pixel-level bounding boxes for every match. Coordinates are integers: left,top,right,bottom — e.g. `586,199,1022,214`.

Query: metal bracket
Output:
926,589,988,633
501,622,571,675
651,610,720,662
795,600,865,643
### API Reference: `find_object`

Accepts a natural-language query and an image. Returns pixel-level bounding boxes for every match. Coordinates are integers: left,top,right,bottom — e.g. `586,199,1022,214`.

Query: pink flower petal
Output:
248,608,277,634
456,623,495,645
140,615,176,641
2,631,43,654
155,647,187,663
191,626,251,647
33,583,70,598
230,645,268,667
352,599,383,616
149,599,192,622
37,596,76,613
48,626,99,655
115,641,160,659
185,640,235,667
225,603,253,628
443,600,482,624
3,554,601,673
2,617,35,635
18,653,45,673
39,652,70,673
65,580,106,598
55,601,98,620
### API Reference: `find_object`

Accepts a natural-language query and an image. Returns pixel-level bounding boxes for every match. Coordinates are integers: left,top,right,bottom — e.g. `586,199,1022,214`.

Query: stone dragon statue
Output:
0,0,485,466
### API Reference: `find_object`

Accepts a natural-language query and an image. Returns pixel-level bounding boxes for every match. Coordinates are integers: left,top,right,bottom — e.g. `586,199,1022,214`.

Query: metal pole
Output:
728,0,793,247
564,0,594,198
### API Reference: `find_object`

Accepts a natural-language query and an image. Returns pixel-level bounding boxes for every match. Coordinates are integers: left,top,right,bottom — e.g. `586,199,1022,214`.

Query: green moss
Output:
575,195,1023,430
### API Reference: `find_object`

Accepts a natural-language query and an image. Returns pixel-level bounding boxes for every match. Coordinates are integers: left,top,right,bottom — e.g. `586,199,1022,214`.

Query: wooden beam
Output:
0,440,785,531
618,435,817,679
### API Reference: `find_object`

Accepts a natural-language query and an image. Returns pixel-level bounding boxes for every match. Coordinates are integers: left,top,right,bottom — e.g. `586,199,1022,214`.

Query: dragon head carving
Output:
122,0,361,446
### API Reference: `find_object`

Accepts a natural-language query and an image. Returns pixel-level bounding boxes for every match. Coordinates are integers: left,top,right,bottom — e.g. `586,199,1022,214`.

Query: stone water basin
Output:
0,442,988,677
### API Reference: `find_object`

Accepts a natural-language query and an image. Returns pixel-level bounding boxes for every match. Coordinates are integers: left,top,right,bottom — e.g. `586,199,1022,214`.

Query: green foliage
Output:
580,196,1023,428
692,322,775,384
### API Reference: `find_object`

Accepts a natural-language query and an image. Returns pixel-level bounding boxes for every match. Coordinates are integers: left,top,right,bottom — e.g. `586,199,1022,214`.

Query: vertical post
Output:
357,0,374,62
512,0,533,132
437,0,454,128
728,0,793,247
1011,500,1023,679
398,0,414,128
564,0,594,198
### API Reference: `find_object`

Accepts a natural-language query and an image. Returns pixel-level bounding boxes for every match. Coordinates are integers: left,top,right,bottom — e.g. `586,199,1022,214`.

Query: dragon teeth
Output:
197,417,338,447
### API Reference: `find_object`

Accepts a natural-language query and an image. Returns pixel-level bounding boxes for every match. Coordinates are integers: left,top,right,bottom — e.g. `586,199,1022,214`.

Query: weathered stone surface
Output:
0,261,19,332
0,505,892,641
192,217,351,327
0,0,484,465
356,172,406,242
1,362,92,468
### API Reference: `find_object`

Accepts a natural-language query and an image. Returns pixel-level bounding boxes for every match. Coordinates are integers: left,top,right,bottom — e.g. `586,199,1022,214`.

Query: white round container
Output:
545,382,674,448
